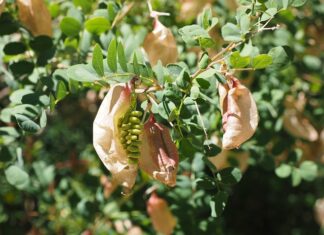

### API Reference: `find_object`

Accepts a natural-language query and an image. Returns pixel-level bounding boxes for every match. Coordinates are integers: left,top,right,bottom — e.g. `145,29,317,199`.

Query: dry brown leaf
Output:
139,115,179,187
93,84,138,191
143,18,178,66
147,193,177,235
16,0,52,37
218,76,259,149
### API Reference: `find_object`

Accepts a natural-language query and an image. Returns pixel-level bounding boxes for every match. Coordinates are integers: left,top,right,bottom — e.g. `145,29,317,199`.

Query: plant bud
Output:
139,115,178,186
16,0,52,37
93,84,138,191
143,18,178,66
218,76,259,150
147,193,176,235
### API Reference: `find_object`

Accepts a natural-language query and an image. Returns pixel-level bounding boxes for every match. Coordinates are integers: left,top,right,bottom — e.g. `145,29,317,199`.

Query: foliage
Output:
0,0,323,234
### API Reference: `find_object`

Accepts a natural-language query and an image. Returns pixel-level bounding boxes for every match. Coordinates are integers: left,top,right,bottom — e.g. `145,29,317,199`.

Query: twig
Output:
111,2,135,28
194,101,208,140
147,0,170,18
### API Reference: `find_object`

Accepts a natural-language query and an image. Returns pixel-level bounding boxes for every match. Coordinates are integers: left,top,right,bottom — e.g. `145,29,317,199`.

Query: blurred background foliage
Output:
0,0,323,234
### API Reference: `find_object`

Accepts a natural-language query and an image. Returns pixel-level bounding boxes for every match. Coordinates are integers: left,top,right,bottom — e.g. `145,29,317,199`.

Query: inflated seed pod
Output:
93,84,138,191
139,114,179,186
16,0,52,36
143,17,178,66
218,75,259,150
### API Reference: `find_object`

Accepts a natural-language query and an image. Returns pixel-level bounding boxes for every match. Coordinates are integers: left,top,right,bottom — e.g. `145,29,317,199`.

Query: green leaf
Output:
190,85,200,100
32,161,55,186
252,54,272,69
275,164,292,178
199,53,209,69
15,114,41,133
92,44,104,76
67,64,100,82
132,53,140,75
107,2,117,22
9,61,34,77
291,168,302,187
221,23,241,42
196,68,216,79
56,81,68,103
203,140,221,157
268,46,292,69
195,177,216,190
217,167,242,185
73,0,92,13
85,17,110,34
30,36,53,52
3,42,27,55
60,17,82,37
5,165,30,190
299,161,318,181
153,61,164,84
117,42,128,72
282,0,289,9
210,191,228,218
214,71,227,84
176,69,191,89
291,0,307,7
107,38,117,72
239,13,250,35
39,109,47,128
179,25,210,46
261,8,277,22
230,51,251,68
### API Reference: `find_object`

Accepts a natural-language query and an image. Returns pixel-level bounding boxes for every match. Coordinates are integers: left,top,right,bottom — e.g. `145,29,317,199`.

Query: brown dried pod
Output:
93,84,138,191
147,193,177,235
16,0,52,37
208,150,249,172
139,115,179,186
218,76,259,149
143,18,178,66
178,0,212,22
283,95,318,142
315,198,324,228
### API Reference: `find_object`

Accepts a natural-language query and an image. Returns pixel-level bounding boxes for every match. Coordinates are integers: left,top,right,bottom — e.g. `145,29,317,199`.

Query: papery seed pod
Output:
218,76,259,150
143,18,178,66
178,0,212,22
315,198,324,228
16,0,52,37
139,115,178,186
147,193,177,235
283,95,318,142
208,150,249,173
93,84,138,191
0,0,5,15
127,226,143,235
